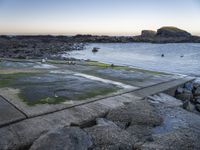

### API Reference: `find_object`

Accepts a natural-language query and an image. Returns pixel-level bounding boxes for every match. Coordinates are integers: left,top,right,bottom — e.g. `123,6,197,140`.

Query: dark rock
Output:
196,97,200,104
194,87,200,96
92,47,99,53
157,26,191,37
106,99,163,129
141,30,156,37
175,88,193,101
30,127,92,150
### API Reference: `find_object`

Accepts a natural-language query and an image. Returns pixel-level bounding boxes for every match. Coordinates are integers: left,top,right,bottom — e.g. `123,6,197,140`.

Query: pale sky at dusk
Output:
0,0,200,35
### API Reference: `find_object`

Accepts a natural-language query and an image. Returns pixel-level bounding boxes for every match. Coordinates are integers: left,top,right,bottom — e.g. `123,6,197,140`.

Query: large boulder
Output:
106,99,163,129
156,26,191,37
30,127,92,150
85,120,135,150
141,30,156,37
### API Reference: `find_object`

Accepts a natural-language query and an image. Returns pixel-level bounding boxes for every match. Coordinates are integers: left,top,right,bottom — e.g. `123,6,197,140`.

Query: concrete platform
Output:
0,96,26,127
0,59,195,128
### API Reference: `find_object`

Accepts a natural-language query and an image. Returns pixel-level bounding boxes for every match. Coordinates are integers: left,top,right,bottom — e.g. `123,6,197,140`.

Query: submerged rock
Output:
30,127,92,150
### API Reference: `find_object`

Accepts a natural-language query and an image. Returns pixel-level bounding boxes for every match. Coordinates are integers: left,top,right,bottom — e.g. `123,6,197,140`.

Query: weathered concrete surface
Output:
0,96,26,127
130,76,194,98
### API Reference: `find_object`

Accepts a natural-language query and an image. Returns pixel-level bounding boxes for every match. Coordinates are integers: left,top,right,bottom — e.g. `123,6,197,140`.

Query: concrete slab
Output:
78,67,177,87
0,71,125,117
130,76,195,98
0,96,26,127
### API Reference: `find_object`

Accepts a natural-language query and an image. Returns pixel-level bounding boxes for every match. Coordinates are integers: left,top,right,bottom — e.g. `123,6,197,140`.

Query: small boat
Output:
92,47,100,53
161,54,164,57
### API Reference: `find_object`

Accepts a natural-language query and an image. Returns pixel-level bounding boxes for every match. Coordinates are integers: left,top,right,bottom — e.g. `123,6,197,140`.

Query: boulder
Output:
30,127,92,150
141,30,156,37
85,124,134,150
156,27,191,37
106,99,163,129
175,88,193,101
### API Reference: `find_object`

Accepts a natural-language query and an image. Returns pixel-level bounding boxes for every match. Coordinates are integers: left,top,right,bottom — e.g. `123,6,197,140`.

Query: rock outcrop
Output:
141,30,156,37
156,26,191,37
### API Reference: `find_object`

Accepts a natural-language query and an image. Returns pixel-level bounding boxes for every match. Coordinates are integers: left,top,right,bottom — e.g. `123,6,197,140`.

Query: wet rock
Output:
182,100,195,112
85,124,134,150
106,99,163,129
30,127,92,150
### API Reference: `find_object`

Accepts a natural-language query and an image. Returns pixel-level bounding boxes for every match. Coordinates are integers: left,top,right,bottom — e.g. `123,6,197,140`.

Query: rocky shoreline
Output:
0,26,200,59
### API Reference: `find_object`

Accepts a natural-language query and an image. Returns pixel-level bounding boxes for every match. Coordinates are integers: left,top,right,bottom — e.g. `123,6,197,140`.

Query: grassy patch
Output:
85,60,170,75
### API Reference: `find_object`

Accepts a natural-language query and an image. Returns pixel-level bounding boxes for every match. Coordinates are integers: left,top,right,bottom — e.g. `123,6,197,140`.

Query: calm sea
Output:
66,43,200,77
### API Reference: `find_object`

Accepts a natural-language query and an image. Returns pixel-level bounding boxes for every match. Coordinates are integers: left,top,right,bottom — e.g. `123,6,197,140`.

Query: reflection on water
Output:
66,43,200,77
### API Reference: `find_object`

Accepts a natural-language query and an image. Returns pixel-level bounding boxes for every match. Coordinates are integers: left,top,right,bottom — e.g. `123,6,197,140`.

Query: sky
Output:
0,0,200,36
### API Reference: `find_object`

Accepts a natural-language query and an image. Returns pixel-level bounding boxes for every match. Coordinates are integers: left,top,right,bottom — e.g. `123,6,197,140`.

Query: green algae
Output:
85,60,170,75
